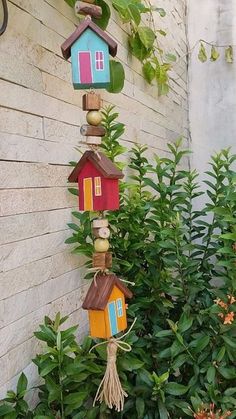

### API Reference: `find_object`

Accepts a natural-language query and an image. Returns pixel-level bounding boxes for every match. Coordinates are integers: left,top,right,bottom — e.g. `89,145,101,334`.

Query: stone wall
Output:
188,0,236,181
0,0,187,395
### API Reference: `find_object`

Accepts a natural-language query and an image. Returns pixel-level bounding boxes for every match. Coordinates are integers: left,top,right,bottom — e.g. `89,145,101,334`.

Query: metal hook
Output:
0,0,8,36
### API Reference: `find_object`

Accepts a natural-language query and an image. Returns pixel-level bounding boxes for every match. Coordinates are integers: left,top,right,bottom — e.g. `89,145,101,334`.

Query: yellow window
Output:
94,177,102,196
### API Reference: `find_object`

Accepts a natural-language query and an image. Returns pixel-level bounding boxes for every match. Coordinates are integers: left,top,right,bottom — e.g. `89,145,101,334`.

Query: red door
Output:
78,52,92,84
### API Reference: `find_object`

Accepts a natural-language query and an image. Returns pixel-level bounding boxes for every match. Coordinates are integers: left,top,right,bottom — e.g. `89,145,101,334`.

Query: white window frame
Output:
95,51,104,71
94,176,102,196
116,298,123,318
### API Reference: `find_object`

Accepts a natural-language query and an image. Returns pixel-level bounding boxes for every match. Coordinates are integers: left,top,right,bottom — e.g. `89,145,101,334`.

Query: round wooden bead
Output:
86,111,102,126
94,238,109,252
98,227,110,239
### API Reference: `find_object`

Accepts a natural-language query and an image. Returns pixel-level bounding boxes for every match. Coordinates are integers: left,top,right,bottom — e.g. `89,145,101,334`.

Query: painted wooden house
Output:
61,18,117,89
68,150,124,211
82,273,133,339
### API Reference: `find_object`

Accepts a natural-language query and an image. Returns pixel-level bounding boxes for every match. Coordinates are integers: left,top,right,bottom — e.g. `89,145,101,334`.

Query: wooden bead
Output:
85,137,102,146
93,227,110,239
94,238,109,252
75,1,102,19
92,219,108,228
86,111,102,126
105,252,112,268
80,124,105,137
82,93,101,111
93,252,106,269
92,252,113,269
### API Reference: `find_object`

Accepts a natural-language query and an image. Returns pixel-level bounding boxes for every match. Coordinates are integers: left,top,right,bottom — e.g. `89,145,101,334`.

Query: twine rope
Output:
88,267,135,287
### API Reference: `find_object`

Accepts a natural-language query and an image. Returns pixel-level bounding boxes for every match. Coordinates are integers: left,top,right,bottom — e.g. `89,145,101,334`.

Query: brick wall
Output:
0,0,187,395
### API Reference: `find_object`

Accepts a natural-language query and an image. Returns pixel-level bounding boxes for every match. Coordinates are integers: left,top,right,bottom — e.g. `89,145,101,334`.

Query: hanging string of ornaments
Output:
61,1,134,412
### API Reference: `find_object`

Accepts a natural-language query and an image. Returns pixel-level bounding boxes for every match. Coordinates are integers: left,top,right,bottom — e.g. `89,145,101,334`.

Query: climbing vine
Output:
198,40,233,63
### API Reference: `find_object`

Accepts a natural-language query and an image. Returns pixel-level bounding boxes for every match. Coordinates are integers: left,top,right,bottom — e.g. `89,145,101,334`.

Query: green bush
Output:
0,108,236,418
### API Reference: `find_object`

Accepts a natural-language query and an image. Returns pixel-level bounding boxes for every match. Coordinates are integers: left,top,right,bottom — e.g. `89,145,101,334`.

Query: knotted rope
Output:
88,267,135,287
90,318,137,412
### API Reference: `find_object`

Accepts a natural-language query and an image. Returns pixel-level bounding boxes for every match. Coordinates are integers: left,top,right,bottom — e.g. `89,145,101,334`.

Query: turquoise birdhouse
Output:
61,18,117,90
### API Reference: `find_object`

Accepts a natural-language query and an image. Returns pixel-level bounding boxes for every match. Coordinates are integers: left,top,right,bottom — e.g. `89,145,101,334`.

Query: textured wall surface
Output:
188,0,236,180
0,0,187,395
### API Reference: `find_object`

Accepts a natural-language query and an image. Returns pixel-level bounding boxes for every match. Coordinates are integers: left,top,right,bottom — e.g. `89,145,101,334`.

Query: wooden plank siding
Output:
0,0,188,395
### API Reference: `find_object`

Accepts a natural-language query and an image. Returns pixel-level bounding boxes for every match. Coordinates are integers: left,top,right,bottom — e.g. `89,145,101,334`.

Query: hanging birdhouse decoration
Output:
82,273,133,339
61,3,134,413
61,17,117,90
68,150,124,211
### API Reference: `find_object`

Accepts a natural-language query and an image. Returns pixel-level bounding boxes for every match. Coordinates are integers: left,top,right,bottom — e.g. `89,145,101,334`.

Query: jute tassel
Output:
94,339,130,412
90,319,137,412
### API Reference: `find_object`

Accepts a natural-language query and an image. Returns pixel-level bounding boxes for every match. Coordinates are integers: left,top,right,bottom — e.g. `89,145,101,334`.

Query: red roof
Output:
68,150,124,182
82,273,133,310
61,18,117,60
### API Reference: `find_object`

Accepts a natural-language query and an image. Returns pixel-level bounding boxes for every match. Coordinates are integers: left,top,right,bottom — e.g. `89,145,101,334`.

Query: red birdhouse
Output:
68,151,124,211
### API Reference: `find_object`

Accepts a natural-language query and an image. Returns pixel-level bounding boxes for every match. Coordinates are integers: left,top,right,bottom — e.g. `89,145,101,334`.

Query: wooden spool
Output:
75,1,102,19
85,137,102,146
93,252,112,269
92,219,109,228
93,227,110,239
82,93,101,111
80,124,106,137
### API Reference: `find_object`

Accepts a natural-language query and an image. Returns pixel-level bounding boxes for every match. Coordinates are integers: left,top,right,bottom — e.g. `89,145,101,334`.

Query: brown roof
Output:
68,150,124,182
61,18,117,60
82,273,133,310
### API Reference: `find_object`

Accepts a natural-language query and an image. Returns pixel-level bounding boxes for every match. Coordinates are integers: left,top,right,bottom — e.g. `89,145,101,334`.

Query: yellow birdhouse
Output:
82,274,133,339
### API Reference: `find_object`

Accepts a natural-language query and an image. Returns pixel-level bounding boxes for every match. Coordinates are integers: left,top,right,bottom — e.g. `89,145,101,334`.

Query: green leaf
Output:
220,232,236,240
0,405,15,416
219,366,236,379
16,373,28,396
106,60,125,93
129,33,151,61
216,346,226,362
142,62,155,84
158,400,168,419
64,392,87,405
119,355,144,371
207,366,216,383
198,42,207,63
64,0,76,7
68,188,79,196
222,336,236,349
155,8,166,17
93,0,111,30
192,335,210,353
40,363,58,377
128,4,141,26
225,46,233,63
138,27,156,49
136,397,145,419
210,46,220,61
178,313,193,333
165,382,189,396
158,29,166,37
165,53,177,62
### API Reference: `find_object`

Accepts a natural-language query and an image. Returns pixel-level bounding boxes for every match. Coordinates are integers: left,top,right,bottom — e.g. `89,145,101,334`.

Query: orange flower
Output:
193,404,231,419
214,298,228,309
218,301,228,309
228,295,236,304
223,311,235,325
218,313,224,318
214,298,221,305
